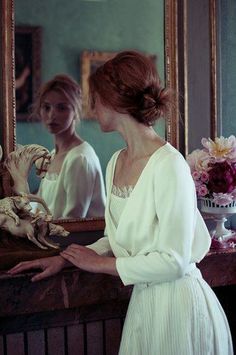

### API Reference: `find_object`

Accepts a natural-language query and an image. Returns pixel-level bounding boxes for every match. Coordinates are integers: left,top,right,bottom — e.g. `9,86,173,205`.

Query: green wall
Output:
219,0,236,229
220,0,236,138
15,0,165,191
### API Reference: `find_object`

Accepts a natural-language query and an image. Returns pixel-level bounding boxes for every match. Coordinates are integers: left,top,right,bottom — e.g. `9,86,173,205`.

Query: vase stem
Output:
214,217,231,239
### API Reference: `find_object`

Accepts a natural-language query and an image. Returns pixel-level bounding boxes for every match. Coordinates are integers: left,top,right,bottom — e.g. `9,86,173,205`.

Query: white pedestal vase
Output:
200,198,236,241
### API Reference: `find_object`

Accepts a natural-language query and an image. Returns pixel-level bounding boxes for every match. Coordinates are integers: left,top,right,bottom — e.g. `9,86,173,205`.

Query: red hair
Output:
89,51,172,126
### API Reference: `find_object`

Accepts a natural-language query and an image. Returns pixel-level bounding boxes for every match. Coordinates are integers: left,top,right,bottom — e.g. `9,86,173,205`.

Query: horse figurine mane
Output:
4,144,51,194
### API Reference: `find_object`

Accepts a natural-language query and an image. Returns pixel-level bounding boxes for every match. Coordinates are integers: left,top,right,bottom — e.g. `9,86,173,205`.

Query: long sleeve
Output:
116,153,204,286
86,227,113,256
62,154,95,218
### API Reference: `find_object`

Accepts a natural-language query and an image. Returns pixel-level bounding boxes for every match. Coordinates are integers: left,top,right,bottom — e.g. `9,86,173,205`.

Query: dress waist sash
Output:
135,263,202,290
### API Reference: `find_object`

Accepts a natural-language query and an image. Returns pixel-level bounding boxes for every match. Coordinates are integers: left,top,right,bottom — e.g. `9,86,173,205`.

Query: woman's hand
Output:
60,244,118,276
7,255,69,282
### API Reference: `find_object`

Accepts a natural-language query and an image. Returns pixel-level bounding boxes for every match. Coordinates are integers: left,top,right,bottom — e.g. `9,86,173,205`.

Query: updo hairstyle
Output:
31,74,82,121
89,51,172,126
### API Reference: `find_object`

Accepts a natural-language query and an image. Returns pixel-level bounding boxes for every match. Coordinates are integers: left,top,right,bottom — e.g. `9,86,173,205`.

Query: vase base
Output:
211,228,236,241
210,230,236,250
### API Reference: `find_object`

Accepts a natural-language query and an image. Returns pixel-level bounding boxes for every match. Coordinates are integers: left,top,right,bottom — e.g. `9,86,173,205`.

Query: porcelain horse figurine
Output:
0,144,69,249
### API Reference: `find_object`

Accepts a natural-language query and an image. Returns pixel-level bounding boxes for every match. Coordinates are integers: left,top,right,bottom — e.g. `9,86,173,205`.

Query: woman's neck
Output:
54,131,83,154
117,117,165,160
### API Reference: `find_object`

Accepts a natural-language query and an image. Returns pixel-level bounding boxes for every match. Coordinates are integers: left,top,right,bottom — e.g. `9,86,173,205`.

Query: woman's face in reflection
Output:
40,90,75,135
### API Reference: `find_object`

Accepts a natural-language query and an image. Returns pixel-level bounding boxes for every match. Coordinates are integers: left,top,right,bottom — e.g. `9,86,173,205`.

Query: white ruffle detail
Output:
112,184,134,198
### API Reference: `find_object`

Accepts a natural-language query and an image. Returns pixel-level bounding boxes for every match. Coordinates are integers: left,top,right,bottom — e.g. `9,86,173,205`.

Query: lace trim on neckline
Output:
112,184,134,198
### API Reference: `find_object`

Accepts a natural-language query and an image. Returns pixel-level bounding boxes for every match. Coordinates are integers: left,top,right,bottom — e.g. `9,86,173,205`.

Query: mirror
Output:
0,0,179,232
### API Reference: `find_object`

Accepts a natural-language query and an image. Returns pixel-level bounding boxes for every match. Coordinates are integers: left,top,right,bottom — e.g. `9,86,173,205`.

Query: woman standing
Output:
32,74,105,219
9,52,233,354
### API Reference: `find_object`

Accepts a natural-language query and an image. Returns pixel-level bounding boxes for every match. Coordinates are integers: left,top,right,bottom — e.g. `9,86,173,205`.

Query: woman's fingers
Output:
7,260,41,274
60,250,77,262
31,269,52,282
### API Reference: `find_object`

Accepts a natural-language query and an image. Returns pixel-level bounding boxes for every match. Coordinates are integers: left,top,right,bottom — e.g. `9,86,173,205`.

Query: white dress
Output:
37,142,106,219
88,143,233,355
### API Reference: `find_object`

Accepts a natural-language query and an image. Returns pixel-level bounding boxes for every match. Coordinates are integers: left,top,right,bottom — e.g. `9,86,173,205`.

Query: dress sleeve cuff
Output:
86,237,113,256
116,257,133,286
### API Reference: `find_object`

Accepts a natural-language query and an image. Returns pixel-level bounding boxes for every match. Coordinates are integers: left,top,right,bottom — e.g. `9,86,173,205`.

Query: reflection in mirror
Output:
0,0,179,233
14,0,167,221
26,74,106,220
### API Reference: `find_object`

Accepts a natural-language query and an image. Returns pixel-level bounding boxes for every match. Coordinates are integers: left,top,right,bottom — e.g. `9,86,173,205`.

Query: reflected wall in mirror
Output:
0,0,179,231
81,51,118,119
216,0,236,229
216,0,236,138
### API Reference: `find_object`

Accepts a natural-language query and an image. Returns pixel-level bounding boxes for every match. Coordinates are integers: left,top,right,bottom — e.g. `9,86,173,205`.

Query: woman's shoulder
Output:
152,143,191,178
154,142,187,165
62,142,104,177
65,142,98,162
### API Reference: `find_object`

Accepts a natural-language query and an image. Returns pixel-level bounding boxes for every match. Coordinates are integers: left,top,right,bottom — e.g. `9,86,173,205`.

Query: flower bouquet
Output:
187,135,236,246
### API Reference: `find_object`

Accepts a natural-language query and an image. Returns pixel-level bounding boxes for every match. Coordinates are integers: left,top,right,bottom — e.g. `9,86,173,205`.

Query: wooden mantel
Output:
0,245,236,354
0,247,236,320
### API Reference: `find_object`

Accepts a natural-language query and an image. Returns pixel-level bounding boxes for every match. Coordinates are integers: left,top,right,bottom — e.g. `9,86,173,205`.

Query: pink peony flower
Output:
194,180,203,190
212,193,234,206
187,136,236,200
186,149,210,173
197,185,208,197
192,171,201,180
201,135,236,162
200,171,209,183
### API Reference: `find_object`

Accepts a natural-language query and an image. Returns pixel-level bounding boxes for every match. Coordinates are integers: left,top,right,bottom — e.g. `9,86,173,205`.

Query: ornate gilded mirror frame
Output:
0,0,179,233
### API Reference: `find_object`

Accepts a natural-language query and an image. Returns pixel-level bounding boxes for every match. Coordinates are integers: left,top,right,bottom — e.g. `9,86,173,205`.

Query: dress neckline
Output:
112,142,169,194
47,141,87,177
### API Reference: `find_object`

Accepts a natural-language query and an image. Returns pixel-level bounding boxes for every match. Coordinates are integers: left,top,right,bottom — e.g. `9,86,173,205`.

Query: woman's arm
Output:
7,255,72,282
60,244,118,276
7,242,117,282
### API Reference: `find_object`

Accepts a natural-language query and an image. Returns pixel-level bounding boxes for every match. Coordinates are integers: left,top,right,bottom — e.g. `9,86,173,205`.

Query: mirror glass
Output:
217,0,236,138
217,0,236,229
14,0,166,220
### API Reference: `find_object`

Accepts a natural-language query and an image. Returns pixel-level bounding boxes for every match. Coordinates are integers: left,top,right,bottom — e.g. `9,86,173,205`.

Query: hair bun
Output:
138,86,172,125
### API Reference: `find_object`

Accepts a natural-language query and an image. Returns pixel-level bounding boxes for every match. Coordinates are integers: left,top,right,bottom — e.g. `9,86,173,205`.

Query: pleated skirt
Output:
119,269,233,355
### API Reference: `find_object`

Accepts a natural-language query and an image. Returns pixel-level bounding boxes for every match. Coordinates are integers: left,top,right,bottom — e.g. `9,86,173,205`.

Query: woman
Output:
32,74,105,219
8,52,233,354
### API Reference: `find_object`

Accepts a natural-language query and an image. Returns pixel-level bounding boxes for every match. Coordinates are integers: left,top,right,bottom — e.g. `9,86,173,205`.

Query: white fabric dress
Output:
87,142,233,355
37,142,106,219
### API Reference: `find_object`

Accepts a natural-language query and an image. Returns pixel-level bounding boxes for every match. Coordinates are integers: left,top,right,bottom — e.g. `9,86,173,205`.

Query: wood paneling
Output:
6,333,24,355
27,330,45,355
67,324,84,355
0,319,123,355
104,319,122,355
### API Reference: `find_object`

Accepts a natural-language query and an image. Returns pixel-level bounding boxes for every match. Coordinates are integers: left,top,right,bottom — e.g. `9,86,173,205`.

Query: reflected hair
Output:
89,50,173,126
31,74,82,121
